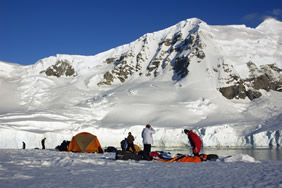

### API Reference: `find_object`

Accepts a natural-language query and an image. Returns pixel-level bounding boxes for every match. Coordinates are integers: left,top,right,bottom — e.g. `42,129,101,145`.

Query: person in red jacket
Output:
184,129,202,156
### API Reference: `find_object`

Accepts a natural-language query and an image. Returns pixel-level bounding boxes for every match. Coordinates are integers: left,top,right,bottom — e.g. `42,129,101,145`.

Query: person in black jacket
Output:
41,138,46,149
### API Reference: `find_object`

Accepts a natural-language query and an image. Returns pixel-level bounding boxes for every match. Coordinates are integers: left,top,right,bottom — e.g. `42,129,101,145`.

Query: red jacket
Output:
188,130,202,154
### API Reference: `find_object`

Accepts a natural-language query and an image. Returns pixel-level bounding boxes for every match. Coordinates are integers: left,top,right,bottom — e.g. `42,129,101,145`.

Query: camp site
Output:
1,131,281,187
1,1,282,187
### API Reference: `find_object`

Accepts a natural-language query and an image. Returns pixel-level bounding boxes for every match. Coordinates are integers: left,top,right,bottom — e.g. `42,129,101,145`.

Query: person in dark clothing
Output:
120,138,127,151
184,129,202,156
126,132,136,152
55,140,70,151
22,142,26,149
41,138,46,149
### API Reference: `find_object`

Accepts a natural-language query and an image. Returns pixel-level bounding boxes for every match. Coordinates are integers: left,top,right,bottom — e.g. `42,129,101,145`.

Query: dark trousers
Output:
42,143,45,149
143,144,151,156
126,143,135,152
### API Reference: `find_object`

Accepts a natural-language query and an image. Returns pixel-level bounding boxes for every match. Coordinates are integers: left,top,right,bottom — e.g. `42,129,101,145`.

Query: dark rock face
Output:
219,63,282,100
98,52,138,85
246,90,262,100
219,83,262,100
104,57,117,64
147,61,160,72
101,72,114,85
173,56,190,80
45,60,75,77
252,75,272,91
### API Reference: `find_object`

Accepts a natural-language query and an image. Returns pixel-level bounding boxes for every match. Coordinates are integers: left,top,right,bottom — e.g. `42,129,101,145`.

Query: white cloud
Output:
272,9,282,16
242,9,282,25
242,13,259,22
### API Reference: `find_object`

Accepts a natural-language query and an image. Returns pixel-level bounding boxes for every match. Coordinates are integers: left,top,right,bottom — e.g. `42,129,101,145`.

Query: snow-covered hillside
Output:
0,18,281,149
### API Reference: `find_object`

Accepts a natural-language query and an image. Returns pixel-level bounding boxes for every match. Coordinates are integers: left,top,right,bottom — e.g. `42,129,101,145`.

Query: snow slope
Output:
0,18,282,149
0,149,281,188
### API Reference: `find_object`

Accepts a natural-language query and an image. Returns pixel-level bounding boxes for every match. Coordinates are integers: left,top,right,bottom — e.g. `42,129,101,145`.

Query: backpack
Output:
115,150,143,161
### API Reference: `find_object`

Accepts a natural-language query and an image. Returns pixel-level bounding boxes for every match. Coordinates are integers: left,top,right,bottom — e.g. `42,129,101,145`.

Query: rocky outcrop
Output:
171,32,205,79
95,20,280,102
219,82,262,100
98,52,140,85
44,60,75,77
219,63,282,100
98,29,206,85
173,56,190,79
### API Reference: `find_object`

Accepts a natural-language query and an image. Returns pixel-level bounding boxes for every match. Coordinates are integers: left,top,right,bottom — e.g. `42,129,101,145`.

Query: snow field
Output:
0,149,281,188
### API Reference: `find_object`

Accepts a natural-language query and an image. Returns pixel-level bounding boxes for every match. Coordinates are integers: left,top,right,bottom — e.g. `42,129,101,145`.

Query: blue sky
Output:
0,0,281,65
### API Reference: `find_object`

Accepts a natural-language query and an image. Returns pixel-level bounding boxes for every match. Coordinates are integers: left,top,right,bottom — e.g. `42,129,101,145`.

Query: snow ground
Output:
0,149,281,188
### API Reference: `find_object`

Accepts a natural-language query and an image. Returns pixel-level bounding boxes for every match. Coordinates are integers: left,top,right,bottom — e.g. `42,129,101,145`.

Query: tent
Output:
129,144,142,152
68,132,104,153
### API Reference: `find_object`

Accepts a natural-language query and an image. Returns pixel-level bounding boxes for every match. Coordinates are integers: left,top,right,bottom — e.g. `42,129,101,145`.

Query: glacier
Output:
0,18,281,149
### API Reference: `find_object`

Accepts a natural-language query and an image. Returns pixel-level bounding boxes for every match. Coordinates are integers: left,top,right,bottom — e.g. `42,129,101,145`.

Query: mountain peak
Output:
182,17,203,25
0,18,282,149
256,18,282,34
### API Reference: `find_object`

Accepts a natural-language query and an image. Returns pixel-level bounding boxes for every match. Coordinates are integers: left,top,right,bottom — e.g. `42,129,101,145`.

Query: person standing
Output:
41,138,46,149
22,142,26,149
142,124,156,156
120,138,127,151
184,129,202,156
126,132,135,152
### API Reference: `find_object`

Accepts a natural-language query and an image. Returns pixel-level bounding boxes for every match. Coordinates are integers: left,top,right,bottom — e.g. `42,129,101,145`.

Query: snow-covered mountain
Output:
0,18,281,149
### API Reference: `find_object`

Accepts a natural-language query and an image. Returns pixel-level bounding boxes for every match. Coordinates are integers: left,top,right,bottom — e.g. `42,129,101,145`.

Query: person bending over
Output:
184,129,202,156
